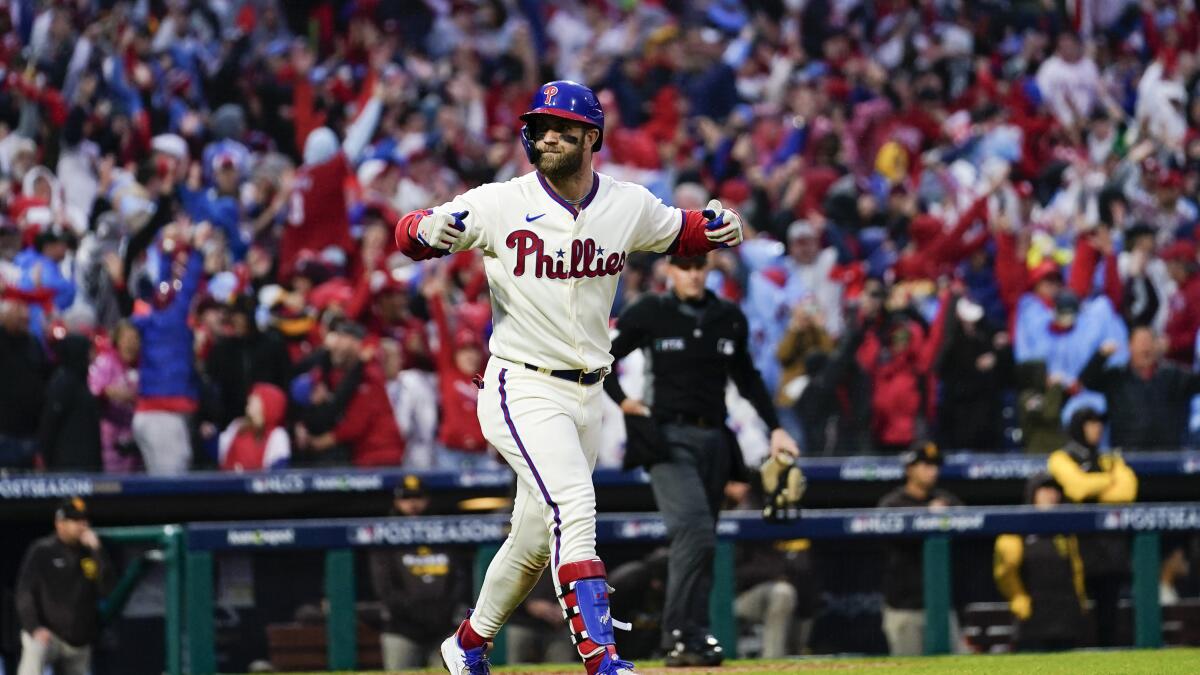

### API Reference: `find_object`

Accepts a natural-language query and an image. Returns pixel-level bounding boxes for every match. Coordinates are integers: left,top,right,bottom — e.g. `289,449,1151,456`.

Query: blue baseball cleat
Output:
593,650,639,674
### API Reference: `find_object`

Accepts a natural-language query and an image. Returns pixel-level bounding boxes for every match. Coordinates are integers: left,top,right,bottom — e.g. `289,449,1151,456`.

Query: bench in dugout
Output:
265,603,385,671
962,599,1200,652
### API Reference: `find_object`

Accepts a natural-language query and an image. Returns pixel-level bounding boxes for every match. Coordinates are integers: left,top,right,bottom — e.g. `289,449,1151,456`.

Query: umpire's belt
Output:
658,413,723,429
524,363,609,385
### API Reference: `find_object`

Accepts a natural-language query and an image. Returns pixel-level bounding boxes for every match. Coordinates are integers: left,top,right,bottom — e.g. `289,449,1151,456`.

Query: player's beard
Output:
534,143,585,181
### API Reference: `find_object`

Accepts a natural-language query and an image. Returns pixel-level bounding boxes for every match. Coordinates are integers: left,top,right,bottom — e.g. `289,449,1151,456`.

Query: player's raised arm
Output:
631,190,745,256
394,193,492,261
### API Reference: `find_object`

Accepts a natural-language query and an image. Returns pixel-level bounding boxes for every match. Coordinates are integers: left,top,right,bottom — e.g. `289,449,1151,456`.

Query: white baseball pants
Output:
468,357,605,638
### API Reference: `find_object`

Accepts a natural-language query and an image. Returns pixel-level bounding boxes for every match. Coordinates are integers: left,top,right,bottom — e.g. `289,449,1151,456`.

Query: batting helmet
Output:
520,81,604,162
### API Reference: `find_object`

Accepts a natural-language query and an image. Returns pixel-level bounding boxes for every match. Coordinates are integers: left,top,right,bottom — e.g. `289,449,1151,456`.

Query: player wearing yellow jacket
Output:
993,474,1088,651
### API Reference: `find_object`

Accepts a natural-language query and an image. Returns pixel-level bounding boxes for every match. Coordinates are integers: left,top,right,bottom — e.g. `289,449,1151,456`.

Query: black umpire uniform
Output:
605,254,784,663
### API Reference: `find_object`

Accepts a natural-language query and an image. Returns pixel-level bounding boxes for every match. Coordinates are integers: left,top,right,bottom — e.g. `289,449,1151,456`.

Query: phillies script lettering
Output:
506,229,627,279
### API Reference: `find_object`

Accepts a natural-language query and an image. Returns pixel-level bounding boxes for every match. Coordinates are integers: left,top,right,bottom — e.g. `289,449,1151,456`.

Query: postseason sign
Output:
185,503,1200,551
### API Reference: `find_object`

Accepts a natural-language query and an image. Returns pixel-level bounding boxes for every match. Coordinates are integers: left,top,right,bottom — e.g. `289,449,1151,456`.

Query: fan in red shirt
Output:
1162,240,1200,366
302,319,405,467
356,270,431,371
422,266,495,471
280,46,386,281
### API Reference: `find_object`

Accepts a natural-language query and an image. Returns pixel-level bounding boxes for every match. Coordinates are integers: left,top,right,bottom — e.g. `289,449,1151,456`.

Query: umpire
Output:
606,253,799,666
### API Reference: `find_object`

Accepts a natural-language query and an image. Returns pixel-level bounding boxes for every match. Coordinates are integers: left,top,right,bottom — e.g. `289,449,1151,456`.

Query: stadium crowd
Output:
3,0,1200,476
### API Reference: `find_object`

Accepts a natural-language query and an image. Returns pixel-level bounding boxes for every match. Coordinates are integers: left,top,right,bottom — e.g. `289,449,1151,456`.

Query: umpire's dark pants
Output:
649,422,732,649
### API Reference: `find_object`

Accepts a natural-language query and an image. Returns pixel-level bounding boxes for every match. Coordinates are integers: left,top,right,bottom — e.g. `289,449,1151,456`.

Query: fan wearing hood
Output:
218,383,290,471
992,474,1088,652
1047,407,1137,504
1047,407,1138,648
38,334,102,471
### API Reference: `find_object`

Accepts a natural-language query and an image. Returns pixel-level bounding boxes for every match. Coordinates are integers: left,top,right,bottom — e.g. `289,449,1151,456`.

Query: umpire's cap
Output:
900,440,942,468
394,475,429,500
56,496,89,521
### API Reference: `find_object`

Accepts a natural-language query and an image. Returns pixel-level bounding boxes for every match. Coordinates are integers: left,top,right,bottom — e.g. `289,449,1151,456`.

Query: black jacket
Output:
934,304,1012,450
795,324,868,455
0,326,48,438
205,330,293,429
1078,350,1200,451
735,540,818,617
877,485,963,609
606,290,779,430
367,545,470,642
39,335,102,471
16,534,115,647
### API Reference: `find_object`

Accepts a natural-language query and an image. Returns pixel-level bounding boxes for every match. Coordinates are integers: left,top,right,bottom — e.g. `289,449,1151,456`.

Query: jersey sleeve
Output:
629,188,716,256
630,190,686,253
394,185,494,261
436,186,493,253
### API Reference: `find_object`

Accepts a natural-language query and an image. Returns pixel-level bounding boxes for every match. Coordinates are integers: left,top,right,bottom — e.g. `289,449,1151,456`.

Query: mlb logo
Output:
717,338,735,356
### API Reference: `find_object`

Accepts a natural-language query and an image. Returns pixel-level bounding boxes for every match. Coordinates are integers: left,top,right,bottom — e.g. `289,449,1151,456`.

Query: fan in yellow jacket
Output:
1044,406,1138,648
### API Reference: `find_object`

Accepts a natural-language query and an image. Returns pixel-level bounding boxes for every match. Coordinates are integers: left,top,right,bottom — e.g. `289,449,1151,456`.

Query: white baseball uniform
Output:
395,169,735,638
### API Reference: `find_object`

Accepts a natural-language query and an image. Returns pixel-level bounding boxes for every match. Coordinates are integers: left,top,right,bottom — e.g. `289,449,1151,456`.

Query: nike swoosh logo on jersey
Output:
525,213,546,222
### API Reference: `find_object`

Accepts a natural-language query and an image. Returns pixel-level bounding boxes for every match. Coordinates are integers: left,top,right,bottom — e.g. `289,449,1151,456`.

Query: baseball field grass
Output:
260,647,1200,675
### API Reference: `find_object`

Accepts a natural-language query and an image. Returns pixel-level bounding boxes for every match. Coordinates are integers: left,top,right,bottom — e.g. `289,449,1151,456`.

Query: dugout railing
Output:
90,525,186,674
95,502,1200,674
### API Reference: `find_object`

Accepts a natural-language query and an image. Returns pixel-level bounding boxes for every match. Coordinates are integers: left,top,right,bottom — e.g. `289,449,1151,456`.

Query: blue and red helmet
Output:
520,80,605,161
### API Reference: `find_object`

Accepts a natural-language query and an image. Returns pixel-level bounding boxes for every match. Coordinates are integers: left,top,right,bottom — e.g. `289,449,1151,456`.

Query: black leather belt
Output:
659,413,723,429
524,363,609,385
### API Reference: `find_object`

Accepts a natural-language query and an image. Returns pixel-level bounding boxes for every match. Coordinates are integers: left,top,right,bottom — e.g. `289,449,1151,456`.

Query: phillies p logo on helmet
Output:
519,81,605,162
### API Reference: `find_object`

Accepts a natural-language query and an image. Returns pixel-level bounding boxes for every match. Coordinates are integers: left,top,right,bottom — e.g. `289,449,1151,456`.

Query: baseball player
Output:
394,81,744,675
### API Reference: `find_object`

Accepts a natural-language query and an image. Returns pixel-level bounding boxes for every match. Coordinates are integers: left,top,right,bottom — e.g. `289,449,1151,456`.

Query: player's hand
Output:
1010,593,1032,621
1098,341,1118,358
415,210,468,251
79,528,101,551
702,199,743,248
769,428,800,459
33,628,51,646
620,398,650,417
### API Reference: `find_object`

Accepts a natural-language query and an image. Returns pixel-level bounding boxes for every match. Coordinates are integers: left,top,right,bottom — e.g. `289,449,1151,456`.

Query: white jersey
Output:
432,171,687,371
